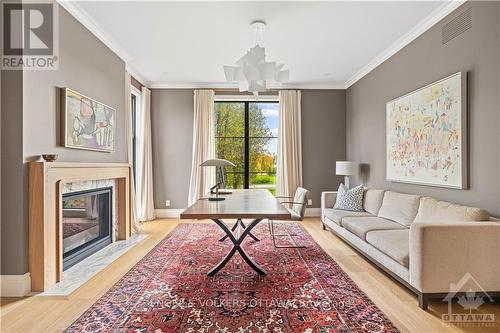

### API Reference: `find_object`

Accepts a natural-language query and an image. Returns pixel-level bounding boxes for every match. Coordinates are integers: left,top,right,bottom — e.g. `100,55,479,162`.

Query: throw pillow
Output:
334,184,364,211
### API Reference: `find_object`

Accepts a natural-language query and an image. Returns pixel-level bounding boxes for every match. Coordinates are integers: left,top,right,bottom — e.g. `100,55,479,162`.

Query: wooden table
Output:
180,189,291,275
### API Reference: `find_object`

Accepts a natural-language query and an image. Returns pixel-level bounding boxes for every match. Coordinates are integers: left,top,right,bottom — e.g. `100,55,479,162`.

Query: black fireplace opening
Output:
62,187,113,270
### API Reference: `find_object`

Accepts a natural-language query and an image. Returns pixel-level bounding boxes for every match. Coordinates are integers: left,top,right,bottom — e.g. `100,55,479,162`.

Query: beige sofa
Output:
321,188,500,309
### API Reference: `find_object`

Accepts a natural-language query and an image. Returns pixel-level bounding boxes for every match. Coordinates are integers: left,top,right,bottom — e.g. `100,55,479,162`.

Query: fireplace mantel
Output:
29,161,132,292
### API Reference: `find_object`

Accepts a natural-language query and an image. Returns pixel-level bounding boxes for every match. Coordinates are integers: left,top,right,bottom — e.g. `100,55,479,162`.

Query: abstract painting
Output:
62,88,115,152
386,72,467,188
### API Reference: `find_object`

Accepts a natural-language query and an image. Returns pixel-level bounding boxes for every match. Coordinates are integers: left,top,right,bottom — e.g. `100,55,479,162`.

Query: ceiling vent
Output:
442,7,472,44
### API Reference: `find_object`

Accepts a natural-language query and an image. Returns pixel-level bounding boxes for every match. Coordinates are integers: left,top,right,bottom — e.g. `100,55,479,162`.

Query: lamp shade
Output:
200,158,236,167
336,161,357,176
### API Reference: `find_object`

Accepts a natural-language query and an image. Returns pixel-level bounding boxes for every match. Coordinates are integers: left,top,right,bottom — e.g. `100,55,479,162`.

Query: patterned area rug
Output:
66,222,399,333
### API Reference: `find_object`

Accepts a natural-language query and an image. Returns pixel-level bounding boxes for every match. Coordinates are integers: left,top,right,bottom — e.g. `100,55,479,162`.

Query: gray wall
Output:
302,90,346,207
346,2,500,216
23,7,126,163
151,89,194,209
1,70,25,275
1,6,127,275
151,89,346,209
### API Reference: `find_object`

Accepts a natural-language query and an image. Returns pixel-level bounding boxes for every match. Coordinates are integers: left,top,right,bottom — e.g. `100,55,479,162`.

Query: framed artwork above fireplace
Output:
62,88,116,152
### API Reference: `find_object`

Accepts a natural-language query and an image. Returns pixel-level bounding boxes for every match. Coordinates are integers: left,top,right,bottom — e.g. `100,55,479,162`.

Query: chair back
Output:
292,187,309,220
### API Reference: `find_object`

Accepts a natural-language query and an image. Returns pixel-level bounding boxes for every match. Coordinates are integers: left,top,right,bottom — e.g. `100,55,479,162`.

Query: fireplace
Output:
29,162,131,291
62,187,113,270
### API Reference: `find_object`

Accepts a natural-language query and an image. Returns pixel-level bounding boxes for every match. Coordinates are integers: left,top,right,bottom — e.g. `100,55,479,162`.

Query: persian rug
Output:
66,223,399,333
63,221,98,238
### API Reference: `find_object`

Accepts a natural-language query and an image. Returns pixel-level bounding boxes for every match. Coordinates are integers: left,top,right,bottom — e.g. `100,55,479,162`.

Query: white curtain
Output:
125,73,140,231
188,89,216,206
276,90,303,198
136,86,156,221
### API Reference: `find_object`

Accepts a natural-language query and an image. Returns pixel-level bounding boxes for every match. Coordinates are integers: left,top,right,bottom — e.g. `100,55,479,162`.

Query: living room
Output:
1,1,499,332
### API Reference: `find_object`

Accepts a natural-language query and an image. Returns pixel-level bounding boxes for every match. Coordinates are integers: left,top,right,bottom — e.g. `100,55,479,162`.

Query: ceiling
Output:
61,1,461,88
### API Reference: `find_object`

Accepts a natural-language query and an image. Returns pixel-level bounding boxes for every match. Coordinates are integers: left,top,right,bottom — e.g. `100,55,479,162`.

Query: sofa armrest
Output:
409,222,500,293
321,192,337,222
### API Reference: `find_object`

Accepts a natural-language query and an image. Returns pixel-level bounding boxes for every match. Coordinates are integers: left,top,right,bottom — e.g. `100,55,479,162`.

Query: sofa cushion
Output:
414,197,490,223
342,216,406,240
323,208,373,226
334,184,364,211
377,191,420,226
363,189,385,215
366,230,410,268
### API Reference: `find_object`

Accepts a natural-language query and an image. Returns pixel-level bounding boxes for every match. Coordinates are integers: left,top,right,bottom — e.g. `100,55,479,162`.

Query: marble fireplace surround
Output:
29,162,132,292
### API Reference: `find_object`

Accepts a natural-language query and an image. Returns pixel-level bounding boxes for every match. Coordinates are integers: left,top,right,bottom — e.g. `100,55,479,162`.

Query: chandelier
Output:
223,21,289,95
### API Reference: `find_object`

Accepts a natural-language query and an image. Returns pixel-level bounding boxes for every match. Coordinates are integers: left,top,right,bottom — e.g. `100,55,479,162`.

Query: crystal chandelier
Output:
223,21,289,95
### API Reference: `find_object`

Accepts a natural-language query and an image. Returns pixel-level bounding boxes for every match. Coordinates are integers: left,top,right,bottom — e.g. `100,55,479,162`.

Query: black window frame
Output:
214,100,279,189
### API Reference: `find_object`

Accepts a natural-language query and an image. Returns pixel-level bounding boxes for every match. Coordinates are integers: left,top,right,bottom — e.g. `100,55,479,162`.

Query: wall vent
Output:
442,7,472,44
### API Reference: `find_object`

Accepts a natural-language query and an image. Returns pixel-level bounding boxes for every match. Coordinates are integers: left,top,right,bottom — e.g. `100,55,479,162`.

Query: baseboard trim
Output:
155,209,184,219
1,273,31,297
305,208,321,217
156,208,321,219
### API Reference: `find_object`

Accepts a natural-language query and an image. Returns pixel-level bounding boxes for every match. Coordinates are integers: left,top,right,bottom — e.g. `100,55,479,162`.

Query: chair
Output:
268,187,310,248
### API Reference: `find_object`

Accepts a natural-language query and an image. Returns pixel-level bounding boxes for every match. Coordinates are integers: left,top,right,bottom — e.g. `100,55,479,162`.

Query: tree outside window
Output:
215,101,278,195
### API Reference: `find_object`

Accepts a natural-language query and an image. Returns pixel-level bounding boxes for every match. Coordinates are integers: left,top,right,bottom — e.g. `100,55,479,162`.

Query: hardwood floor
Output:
1,218,499,332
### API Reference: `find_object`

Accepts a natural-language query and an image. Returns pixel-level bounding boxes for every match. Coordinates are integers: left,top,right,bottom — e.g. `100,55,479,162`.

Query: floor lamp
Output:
336,161,357,189
200,158,236,201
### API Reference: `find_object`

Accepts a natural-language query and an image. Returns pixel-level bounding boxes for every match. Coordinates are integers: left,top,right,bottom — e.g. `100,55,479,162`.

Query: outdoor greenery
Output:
215,102,277,192
252,174,276,185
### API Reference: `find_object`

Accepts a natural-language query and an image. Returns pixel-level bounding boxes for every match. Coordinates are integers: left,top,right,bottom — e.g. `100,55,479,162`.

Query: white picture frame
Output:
386,72,468,189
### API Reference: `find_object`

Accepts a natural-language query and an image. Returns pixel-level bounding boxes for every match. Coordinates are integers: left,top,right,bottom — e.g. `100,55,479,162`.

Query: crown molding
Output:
57,0,132,62
126,64,149,87
149,82,237,89
344,0,465,88
215,95,279,102
149,82,346,90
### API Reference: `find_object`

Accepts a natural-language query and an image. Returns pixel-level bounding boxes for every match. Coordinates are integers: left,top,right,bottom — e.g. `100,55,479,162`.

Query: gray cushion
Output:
323,208,373,226
366,229,410,268
342,216,406,240
334,184,364,211
363,189,385,215
377,191,420,226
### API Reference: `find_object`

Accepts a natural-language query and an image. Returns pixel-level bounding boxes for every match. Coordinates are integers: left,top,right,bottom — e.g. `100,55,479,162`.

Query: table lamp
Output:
336,161,358,188
200,158,236,201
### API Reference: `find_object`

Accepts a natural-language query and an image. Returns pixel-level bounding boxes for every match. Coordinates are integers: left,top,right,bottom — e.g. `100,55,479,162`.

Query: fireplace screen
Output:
62,187,112,270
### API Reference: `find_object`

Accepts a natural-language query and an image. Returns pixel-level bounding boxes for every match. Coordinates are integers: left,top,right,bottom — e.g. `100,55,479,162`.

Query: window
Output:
215,101,279,195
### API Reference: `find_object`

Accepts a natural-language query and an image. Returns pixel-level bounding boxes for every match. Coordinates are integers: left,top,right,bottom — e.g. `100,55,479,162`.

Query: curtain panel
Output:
136,87,156,221
276,90,303,198
188,89,216,206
